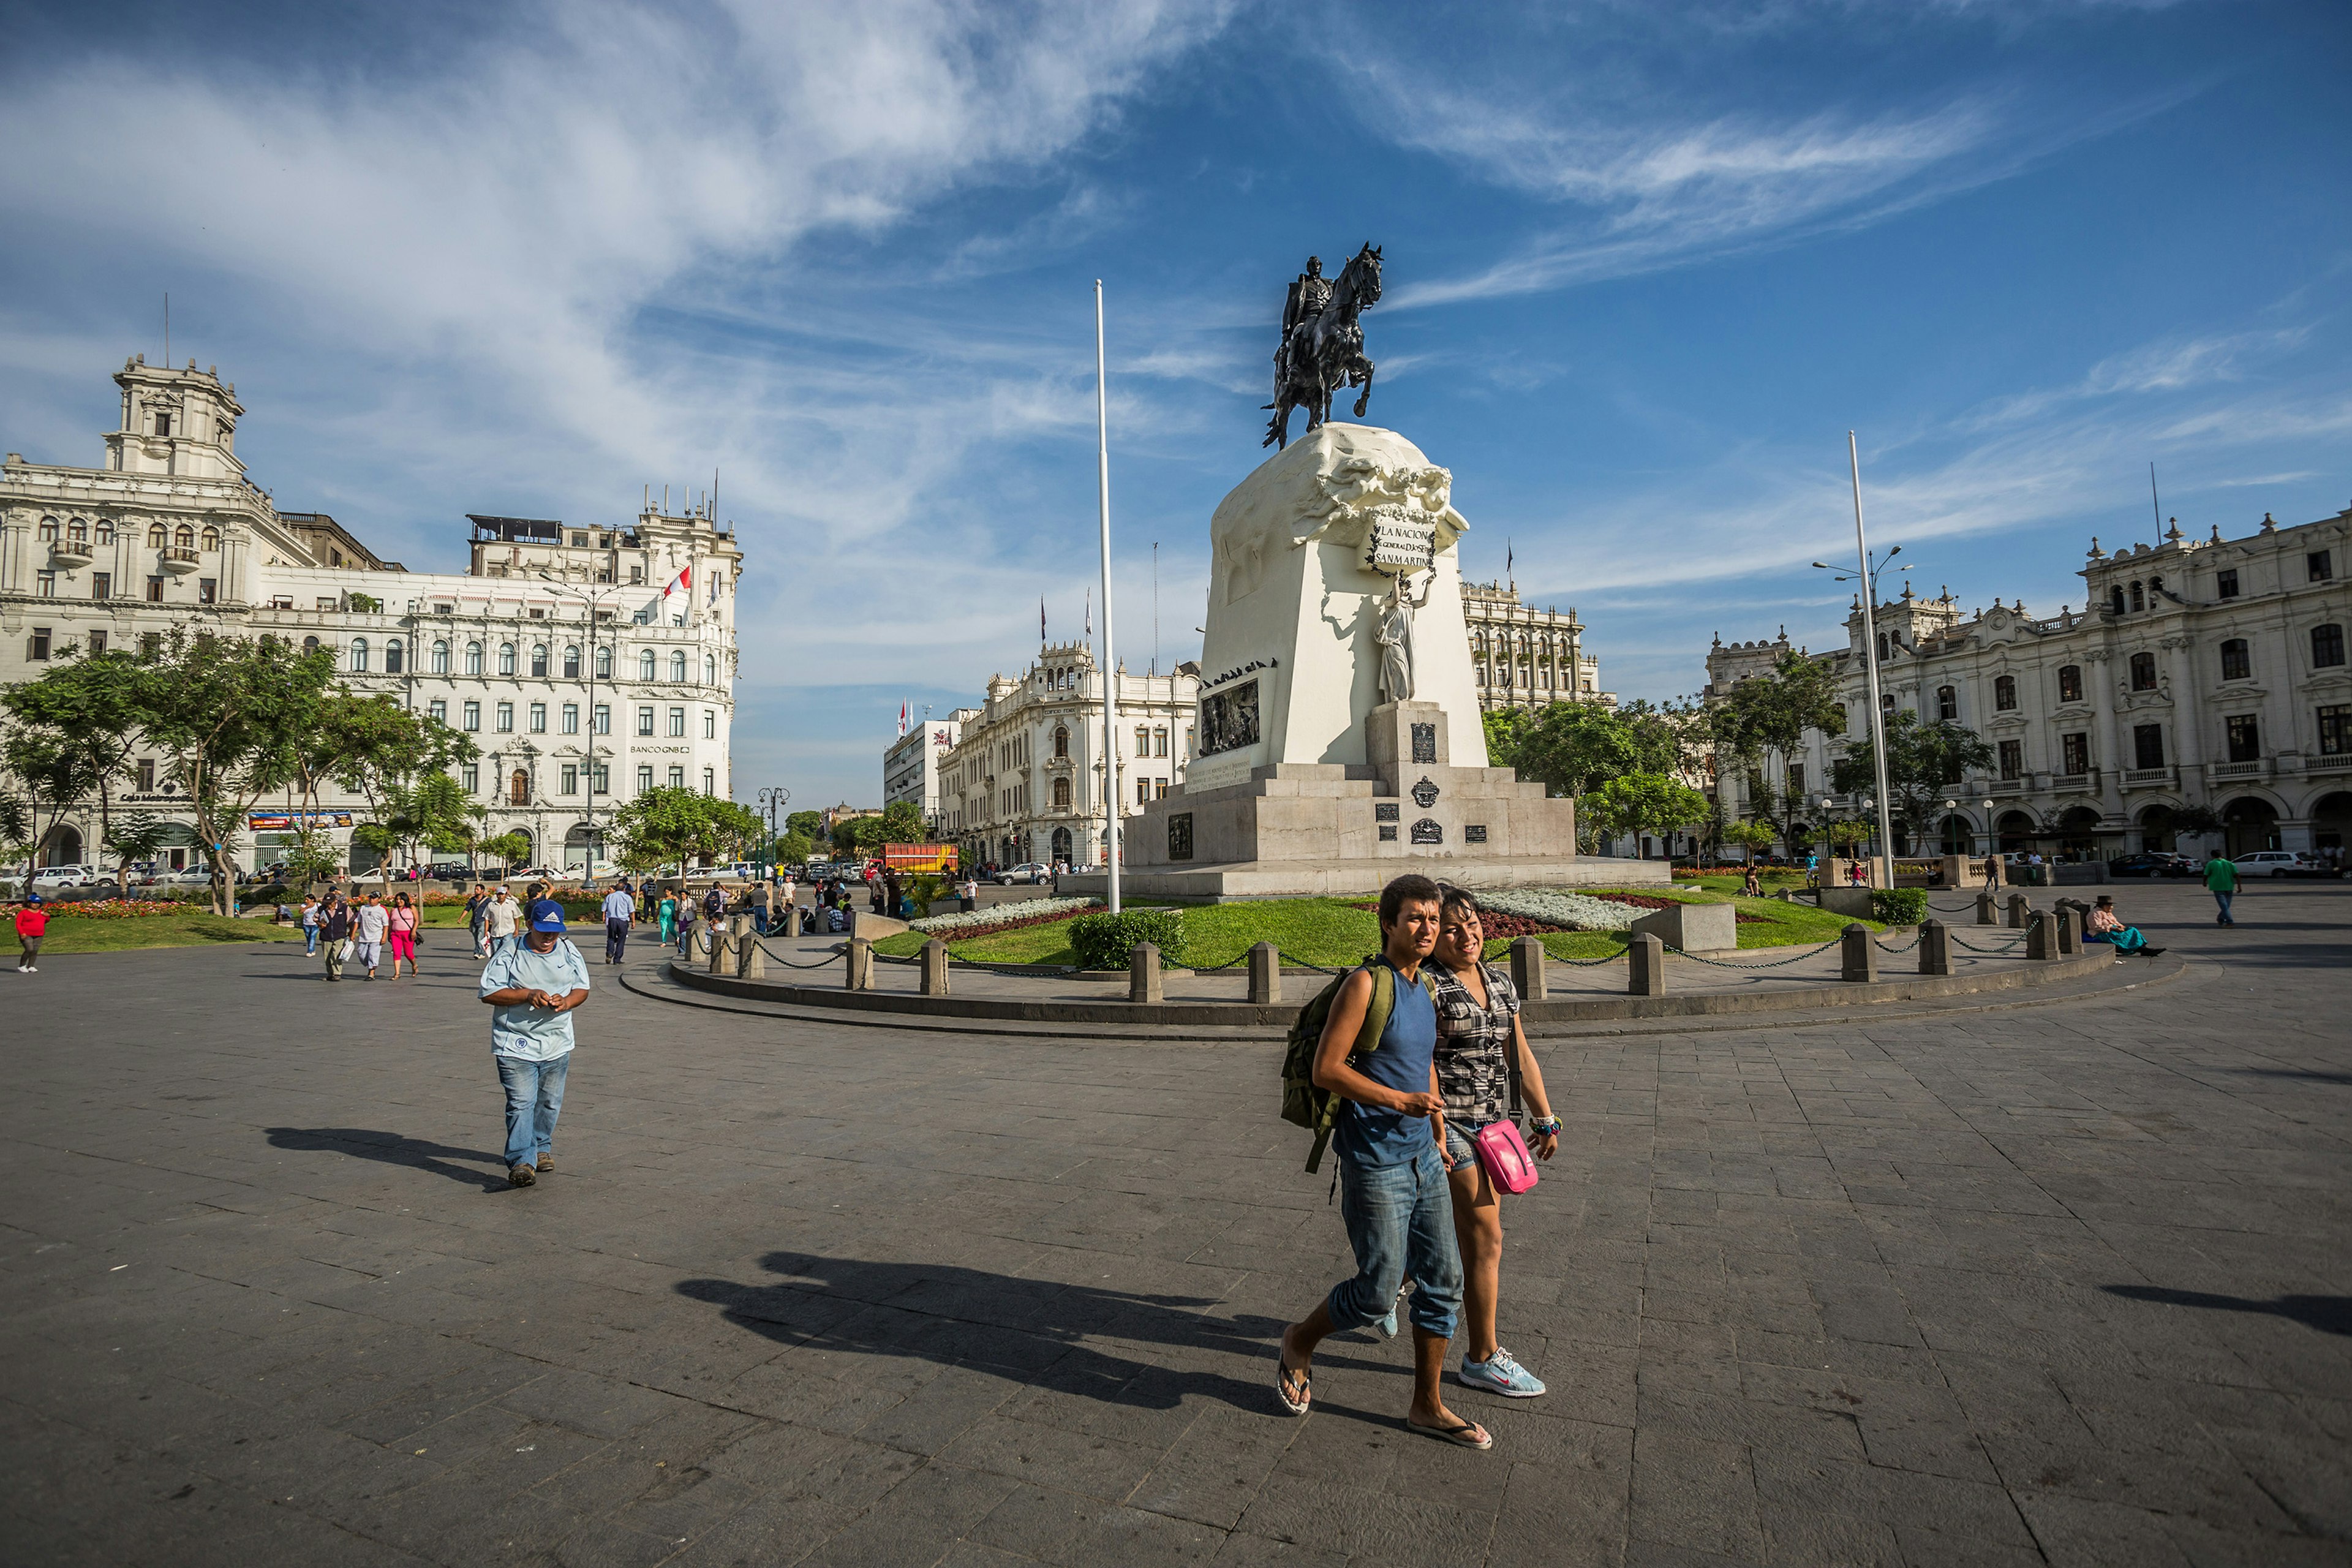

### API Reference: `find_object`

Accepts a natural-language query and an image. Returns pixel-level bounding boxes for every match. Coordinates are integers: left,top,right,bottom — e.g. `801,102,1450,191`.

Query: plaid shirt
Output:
1428,961,1520,1128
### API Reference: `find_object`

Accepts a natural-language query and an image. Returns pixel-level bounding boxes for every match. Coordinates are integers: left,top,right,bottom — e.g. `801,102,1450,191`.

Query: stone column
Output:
1840,923,1877,983
1975,889,1997,925
845,936,873,990
1918,919,1951,976
2086,648,2125,830
1509,935,1547,1001
2025,910,2055,960
920,938,949,996
2163,633,2205,780
1130,943,1164,1003
2006,892,2031,929
1626,932,1665,996
1247,941,1281,1005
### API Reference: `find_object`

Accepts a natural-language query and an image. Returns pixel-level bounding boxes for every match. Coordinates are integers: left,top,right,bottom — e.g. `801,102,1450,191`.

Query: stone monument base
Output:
1065,700,1667,903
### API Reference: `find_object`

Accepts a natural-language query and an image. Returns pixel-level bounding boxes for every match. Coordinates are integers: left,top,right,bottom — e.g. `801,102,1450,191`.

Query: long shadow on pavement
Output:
266,1126,510,1191
2103,1284,2352,1336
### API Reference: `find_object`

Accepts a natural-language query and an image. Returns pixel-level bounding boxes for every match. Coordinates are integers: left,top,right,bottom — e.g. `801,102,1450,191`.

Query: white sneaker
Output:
1459,1347,1546,1397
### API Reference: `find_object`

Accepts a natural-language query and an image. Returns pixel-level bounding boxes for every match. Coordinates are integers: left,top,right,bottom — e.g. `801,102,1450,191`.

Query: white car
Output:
28,864,99,891
2233,850,2337,879
995,862,1054,886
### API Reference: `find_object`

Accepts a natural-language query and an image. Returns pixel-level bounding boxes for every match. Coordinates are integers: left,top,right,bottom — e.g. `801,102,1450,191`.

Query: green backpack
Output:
1279,959,1395,1174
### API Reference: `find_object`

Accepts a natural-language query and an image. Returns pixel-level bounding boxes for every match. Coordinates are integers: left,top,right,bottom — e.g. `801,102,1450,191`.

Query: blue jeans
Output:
1327,1144,1463,1340
496,1053,570,1170
304,927,319,956
2213,890,2234,923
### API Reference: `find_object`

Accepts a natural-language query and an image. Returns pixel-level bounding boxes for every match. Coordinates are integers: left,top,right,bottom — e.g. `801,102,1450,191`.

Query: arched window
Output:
37,517,58,541
1053,726,1069,760
349,637,369,672
148,524,167,548
563,645,581,679
2129,652,2157,691
1876,632,1890,665
302,636,321,655
385,639,404,674
2130,581,2145,612
1994,675,2018,710
2220,638,2250,680
464,640,484,675
497,643,516,676
2109,585,2125,615
530,644,548,677
200,527,219,551
432,639,450,674
2315,624,2346,669
638,649,656,680
1879,692,1895,712
510,770,530,805
1052,777,1071,810
66,518,88,545
595,647,612,679
94,519,115,545
669,650,687,682
2057,665,2082,703
1937,685,1957,720
704,654,717,685
174,524,195,549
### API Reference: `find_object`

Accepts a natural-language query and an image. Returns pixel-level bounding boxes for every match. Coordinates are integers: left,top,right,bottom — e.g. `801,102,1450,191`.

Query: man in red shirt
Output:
15,894,48,974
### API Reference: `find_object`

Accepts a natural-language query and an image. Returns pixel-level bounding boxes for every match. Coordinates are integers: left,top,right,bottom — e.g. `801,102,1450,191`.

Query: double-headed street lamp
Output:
758,785,791,875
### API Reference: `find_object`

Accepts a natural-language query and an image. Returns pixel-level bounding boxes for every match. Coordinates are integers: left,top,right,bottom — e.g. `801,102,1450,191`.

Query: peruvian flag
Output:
897,701,910,737
662,564,692,601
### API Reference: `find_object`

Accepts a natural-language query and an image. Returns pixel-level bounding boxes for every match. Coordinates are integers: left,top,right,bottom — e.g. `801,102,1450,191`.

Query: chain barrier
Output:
1663,937,1844,970
1950,931,2029,953
1550,948,1627,967
755,940,848,970
1277,951,1343,975
1874,931,1921,953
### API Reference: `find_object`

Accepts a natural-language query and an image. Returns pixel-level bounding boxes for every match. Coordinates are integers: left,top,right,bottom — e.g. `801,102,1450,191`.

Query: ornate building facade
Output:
1461,579,1610,711
0,355,744,873
930,642,1199,869
1705,505,2352,859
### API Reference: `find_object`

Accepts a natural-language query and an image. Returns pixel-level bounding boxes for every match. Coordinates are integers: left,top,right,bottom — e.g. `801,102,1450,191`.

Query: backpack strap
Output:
1305,962,1395,1175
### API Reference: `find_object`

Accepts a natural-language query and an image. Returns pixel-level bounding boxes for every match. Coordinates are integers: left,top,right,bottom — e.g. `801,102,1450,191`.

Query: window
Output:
1154,728,1169,757
1935,685,1957,720
2130,581,2145,612
495,701,514,733
1875,632,1890,664
140,633,160,657
1998,739,2022,780
94,519,113,545
702,709,716,739
137,758,155,791
562,764,579,795
636,706,654,736
2057,666,2081,703
385,640,404,674
703,767,715,796
669,650,687,682
2217,568,2240,600
197,578,216,605
704,654,717,685
66,518,87,546
637,765,654,793
2314,624,2346,669
1052,778,1071,810
148,524,167,549
465,641,484,675
1156,780,1171,799
1053,726,1069,759
175,524,194,550
668,706,685,737
2312,551,2335,583
350,638,369,672
87,631,105,655
200,527,219,552
530,644,548,677
2220,638,2250,680
562,703,579,734
2129,652,2157,691
1185,728,1194,756
2061,733,2090,775
2226,714,2260,763
29,627,51,660
2109,585,2125,615
595,647,611,678
91,571,111,600
590,763,609,794
2320,705,2352,757
639,649,656,680
529,701,546,733
1994,674,2018,710
154,412,170,437
1136,778,1151,806
564,645,581,678
462,763,480,793
432,639,450,673
462,700,481,731
498,643,516,676
428,698,447,723
630,565,644,585
37,517,58,542
1134,725,1149,755
1786,762,1804,798
510,771,530,806
593,703,610,735
36,571,55,597
668,766,685,789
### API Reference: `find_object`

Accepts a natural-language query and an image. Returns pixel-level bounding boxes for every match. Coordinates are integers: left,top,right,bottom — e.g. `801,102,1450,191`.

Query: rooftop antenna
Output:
2149,462,2162,545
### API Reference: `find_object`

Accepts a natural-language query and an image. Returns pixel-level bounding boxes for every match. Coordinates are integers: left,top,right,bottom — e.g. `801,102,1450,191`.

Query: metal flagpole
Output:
1849,432,1897,884
1095,281,1121,913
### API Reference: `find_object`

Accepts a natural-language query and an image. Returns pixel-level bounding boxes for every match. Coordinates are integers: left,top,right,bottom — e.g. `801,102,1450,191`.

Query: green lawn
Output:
26,913,307,954
873,888,1880,969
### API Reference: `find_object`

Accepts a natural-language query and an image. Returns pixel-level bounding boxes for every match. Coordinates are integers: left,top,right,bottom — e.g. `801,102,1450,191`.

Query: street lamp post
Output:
1811,435,1910,884
537,572,624,876
758,786,791,875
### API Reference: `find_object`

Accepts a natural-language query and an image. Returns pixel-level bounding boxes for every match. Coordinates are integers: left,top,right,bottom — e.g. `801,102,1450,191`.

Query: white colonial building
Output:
1463,579,1611,712
930,641,1199,870
1705,503,2352,861
882,714,965,830
0,355,744,873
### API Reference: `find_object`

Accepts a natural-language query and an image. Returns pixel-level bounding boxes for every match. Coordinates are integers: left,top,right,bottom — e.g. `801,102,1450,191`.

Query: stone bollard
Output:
1247,941,1281,1005
1510,935,1548,1001
1918,918,1952,977
1841,922,1878,983
707,925,731,974
1130,942,1165,1004
845,936,873,990
2007,892,2032,930
2025,911,2055,960
1626,932,1666,997
920,938,950,996
739,930,766,979
1975,889,1997,925
2054,906,2079,955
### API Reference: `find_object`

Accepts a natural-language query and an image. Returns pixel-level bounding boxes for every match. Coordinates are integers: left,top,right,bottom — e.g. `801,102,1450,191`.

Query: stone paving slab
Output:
0,881,2346,1566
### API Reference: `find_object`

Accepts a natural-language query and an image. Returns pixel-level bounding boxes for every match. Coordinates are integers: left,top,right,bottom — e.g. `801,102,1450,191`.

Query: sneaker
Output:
1459,1347,1547,1398
508,1164,537,1187
1376,1282,1409,1340
535,1153,554,1174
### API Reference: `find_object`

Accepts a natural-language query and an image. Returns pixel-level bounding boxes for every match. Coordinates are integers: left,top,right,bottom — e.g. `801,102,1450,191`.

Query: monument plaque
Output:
1411,723,1436,764
1464,824,1488,845
1375,802,1400,822
1411,819,1443,845
1197,680,1259,757
1379,824,1398,842
1411,777,1440,809
1169,813,1194,862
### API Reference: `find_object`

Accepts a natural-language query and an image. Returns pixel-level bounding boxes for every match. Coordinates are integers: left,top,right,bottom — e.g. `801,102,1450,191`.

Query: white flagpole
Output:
1850,432,1897,884
1095,281,1121,913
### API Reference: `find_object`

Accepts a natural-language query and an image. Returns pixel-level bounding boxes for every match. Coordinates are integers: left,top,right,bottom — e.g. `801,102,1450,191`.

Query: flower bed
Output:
1478,889,1642,932
39,899,193,919
908,895,1101,940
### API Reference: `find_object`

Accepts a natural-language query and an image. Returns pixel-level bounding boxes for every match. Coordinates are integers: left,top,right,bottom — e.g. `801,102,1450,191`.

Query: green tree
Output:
774,830,815,867
102,811,172,891
1581,773,1712,858
785,810,824,843
1504,699,1694,799
1708,650,1843,847
609,786,764,872
1,646,152,882
1482,706,1536,772
318,694,475,889
1720,819,1777,865
0,729,102,886
1830,710,1996,850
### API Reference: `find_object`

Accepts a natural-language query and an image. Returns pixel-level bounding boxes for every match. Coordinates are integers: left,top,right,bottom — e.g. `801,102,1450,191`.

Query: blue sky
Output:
3,0,2346,809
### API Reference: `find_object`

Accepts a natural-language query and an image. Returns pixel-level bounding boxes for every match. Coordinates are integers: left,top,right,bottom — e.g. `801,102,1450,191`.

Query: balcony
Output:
2307,752,2352,775
49,543,94,570
160,547,202,576
2208,759,2268,782
1989,778,2026,795
2121,766,2177,790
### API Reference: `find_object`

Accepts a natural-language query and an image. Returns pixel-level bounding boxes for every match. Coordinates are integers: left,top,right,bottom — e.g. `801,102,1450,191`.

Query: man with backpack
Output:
1272,873,1490,1450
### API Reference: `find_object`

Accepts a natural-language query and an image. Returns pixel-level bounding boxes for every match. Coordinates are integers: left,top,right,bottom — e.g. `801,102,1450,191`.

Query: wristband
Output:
1528,1116,1562,1136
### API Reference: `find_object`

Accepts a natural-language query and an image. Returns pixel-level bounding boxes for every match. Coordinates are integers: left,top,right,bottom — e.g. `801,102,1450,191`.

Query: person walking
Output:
299,894,322,957
466,883,490,957
483,884,521,957
14,893,48,974
387,892,420,978
676,891,699,957
2204,851,2239,926
1272,873,1487,1451
657,887,678,947
600,881,634,965
352,893,389,980
1982,853,2001,890
1426,886,1559,1401
479,897,591,1188
320,894,355,981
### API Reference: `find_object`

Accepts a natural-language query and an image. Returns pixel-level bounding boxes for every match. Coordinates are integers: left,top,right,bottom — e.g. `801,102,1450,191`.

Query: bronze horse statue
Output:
1264,243,1382,449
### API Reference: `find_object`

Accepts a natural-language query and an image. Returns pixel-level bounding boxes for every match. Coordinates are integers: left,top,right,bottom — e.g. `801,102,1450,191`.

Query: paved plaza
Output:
3,881,2348,1567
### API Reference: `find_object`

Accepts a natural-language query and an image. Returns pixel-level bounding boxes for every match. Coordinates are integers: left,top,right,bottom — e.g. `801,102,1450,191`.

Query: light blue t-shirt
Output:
601,890,635,921
479,938,592,1060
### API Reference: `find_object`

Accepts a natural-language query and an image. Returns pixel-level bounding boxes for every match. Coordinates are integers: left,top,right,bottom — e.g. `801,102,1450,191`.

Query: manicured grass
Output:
25,913,306,954
1675,869,1811,895
874,888,1880,968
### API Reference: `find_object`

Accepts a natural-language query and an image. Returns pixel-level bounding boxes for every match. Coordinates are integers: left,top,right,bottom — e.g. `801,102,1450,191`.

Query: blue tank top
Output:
1334,956,1438,1167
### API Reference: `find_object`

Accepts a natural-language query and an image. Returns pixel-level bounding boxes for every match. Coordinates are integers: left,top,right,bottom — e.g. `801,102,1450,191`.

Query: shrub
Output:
1870,888,1928,925
1069,908,1184,970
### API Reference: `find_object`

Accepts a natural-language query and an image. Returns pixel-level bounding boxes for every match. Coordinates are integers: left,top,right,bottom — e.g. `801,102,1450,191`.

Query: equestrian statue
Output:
1263,243,1382,449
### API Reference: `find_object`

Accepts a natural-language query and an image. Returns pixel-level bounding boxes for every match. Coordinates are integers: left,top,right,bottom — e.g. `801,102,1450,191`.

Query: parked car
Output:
28,864,100,891
2106,852,2195,878
153,865,219,889
995,862,1054,886
2233,850,2340,879
426,862,474,881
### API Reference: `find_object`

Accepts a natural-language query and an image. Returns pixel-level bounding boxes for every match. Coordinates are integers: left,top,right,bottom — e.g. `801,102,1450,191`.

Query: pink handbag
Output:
1472,1118,1540,1194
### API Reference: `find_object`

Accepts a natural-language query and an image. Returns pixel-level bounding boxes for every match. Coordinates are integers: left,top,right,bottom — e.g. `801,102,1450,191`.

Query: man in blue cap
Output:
478,897,590,1187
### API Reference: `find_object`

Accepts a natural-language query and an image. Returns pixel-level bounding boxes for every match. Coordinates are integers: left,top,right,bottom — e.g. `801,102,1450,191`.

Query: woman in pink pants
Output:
387,892,420,978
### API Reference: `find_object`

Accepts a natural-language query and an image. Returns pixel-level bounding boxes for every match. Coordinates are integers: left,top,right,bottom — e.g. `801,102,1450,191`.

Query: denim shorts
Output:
1326,1144,1463,1340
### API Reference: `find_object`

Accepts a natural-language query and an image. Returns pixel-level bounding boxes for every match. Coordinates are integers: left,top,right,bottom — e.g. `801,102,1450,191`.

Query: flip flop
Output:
1406,1415,1493,1450
1273,1350,1311,1415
